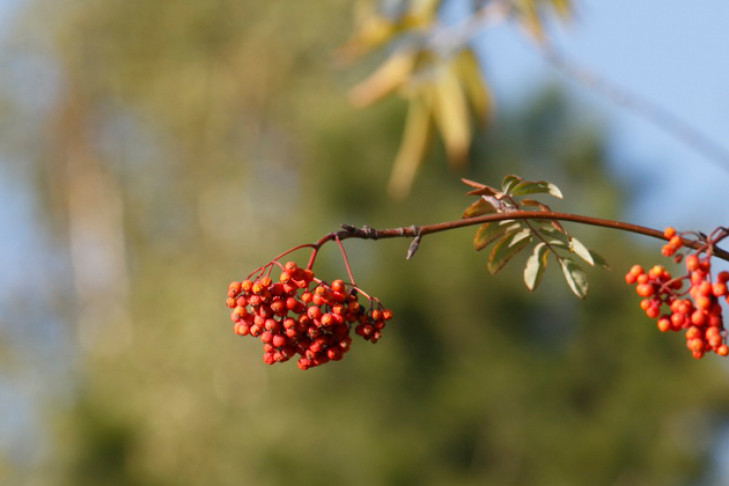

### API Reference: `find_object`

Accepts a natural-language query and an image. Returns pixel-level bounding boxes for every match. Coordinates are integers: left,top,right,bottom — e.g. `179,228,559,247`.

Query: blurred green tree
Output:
0,1,727,486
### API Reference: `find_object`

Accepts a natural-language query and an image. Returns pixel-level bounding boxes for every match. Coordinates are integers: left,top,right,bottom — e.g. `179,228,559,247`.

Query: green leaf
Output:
488,231,531,274
559,257,589,299
509,228,532,247
538,224,569,238
589,249,610,269
511,180,563,199
462,198,497,218
501,175,522,195
546,238,568,249
473,222,509,251
568,236,594,266
524,242,548,291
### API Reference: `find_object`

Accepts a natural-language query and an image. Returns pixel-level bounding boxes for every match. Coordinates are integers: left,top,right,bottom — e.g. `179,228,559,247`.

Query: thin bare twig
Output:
538,42,729,173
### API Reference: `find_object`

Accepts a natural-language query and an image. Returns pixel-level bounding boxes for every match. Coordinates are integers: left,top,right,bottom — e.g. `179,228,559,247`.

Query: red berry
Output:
686,254,700,272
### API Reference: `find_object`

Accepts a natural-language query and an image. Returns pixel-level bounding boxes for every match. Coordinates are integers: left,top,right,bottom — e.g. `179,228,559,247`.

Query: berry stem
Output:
334,236,358,287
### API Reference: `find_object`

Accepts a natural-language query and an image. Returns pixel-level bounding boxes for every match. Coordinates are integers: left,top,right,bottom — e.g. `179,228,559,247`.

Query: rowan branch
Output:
304,211,729,264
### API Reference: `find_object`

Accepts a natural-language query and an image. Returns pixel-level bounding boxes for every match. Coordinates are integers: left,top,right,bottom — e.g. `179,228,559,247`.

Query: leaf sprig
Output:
462,175,608,298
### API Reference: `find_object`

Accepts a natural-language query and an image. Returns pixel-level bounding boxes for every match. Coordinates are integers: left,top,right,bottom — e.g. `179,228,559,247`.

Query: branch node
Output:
361,225,378,240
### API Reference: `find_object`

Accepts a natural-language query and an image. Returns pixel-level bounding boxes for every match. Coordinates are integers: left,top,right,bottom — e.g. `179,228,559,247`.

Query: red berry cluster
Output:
226,261,392,370
625,228,729,359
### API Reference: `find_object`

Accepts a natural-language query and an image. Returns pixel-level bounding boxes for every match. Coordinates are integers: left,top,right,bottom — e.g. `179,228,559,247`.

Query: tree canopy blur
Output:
1,1,729,485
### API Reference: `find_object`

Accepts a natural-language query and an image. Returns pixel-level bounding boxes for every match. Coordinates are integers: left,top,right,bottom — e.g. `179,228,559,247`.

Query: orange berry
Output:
713,282,727,297
640,299,653,311
686,254,700,272
671,312,686,329
708,335,723,348
228,281,242,296
706,326,722,337
690,310,707,326
645,305,660,319
691,271,707,286
636,283,655,298
664,227,676,239
695,296,712,311
657,317,671,332
718,271,729,283
717,345,729,357
283,261,297,272
685,326,702,340
669,235,683,249
687,338,705,353
307,306,322,320
708,314,723,328
697,281,712,296
648,265,666,279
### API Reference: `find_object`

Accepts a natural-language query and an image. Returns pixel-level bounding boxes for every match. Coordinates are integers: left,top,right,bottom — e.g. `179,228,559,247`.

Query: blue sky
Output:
474,0,729,230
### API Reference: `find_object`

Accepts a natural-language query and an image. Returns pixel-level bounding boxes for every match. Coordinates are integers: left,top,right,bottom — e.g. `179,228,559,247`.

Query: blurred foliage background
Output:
1,1,729,485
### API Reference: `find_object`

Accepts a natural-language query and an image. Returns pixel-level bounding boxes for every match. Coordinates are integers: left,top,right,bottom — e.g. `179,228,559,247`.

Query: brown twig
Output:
303,211,729,264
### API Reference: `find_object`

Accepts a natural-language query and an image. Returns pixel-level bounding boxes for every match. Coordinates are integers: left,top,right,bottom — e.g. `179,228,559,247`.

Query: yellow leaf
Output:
336,0,439,63
387,97,431,199
399,0,440,30
550,0,572,19
336,15,395,63
431,66,471,167
517,0,544,43
348,51,416,107
453,49,491,124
